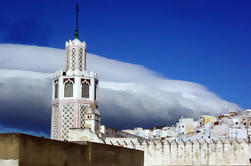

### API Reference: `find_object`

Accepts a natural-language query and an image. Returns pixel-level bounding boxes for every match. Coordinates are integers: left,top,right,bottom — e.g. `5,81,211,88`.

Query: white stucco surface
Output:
0,160,18,166
106,138,251,166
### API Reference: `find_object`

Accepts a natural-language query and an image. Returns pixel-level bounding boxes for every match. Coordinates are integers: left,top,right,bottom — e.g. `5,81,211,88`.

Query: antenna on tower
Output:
74,0,79,39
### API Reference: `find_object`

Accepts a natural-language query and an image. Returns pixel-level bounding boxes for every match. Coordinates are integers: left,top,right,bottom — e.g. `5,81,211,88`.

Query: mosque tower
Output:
51,4,101,141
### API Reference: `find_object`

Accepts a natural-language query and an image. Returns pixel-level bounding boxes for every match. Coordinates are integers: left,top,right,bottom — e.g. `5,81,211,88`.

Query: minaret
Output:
51,3,101,141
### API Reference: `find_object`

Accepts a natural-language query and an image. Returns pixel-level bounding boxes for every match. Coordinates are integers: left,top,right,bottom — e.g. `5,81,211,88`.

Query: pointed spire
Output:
74,2,79,39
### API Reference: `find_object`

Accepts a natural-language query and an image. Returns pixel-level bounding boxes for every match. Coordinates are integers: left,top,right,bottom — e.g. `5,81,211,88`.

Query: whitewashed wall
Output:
106,138,251,166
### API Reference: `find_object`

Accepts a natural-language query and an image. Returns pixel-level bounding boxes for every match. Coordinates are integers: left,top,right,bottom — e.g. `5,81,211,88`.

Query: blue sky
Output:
0,0,250,136
0,0,250,108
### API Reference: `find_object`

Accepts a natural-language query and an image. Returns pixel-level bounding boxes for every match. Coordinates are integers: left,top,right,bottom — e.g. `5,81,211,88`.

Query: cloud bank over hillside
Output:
0,44,241,136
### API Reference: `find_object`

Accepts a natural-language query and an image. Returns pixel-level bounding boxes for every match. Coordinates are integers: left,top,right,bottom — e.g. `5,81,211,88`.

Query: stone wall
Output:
0,134,19,166
106,138,251,166
0,133,144,166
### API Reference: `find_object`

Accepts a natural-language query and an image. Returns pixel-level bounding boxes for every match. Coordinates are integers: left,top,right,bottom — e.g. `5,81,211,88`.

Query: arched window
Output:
94,83,97,100
64,81,73,97
94,80,98,100
82,82,89,98
54,81,58,99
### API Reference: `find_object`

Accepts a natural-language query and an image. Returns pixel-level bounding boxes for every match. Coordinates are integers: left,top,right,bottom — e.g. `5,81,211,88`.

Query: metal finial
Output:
74,3,79,39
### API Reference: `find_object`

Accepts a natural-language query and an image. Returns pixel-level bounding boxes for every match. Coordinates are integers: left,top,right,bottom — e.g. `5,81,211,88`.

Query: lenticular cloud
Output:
0,44,241,135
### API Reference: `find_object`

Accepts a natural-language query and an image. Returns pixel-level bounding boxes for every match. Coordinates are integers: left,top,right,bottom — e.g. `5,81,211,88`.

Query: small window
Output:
54,81,58,99
82,82,89,98
64,81,73,97
94,82,97,100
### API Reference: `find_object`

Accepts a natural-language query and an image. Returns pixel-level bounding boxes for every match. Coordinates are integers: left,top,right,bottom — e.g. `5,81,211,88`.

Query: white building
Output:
123,126,178,139
229,125,248,139
176,117,194,135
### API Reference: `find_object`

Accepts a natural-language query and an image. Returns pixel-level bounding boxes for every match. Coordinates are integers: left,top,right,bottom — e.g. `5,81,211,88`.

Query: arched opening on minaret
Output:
54,80,58,99
94,80,98,100
64,80,73,97
81,82,89,98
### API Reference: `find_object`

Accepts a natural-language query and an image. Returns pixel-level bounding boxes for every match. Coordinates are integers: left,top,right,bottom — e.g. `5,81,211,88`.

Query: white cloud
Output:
0,44,241,133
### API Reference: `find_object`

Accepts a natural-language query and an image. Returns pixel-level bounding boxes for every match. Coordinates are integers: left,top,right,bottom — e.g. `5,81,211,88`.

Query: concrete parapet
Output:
0,133,144,166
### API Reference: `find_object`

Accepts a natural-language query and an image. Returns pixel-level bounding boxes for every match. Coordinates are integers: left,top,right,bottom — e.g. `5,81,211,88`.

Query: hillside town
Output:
123,109,251,142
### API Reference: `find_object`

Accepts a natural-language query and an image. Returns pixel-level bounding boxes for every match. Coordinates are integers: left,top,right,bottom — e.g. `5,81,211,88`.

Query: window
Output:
64,81,73,97
82,82,89,98
54,81,58,99
94,83,96,100
94,80,98,100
